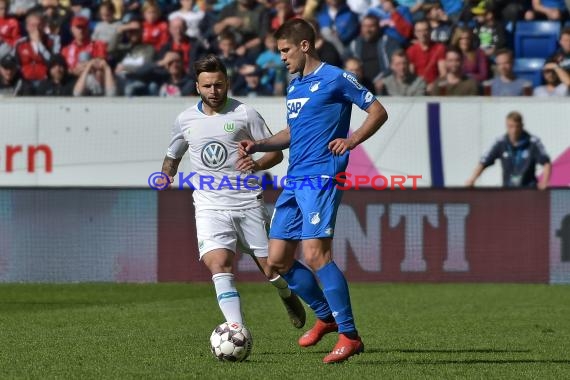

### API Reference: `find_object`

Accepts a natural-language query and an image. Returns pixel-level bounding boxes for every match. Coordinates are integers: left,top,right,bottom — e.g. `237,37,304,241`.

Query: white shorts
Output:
195,205,270,260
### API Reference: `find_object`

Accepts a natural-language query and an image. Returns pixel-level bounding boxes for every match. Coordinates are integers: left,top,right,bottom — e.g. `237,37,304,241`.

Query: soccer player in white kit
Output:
159,54,306,329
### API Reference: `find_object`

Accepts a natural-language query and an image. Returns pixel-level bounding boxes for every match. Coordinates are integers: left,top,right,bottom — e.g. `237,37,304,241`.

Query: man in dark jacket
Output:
466,111,551,189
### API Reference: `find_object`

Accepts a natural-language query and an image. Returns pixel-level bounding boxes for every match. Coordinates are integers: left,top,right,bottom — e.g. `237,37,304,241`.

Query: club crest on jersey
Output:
286,98,309,119
342,72,363,90
309,82,320,92
309,212,320,225
223,121,235,133
201,141,228,169
288,85,295,93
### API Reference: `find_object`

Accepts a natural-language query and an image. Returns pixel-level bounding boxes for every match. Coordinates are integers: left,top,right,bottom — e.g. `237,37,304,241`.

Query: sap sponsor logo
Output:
342,72,363,90
286,98,309,119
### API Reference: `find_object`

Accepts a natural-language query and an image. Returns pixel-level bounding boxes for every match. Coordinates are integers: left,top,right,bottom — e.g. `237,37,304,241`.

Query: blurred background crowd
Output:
1,0,570,97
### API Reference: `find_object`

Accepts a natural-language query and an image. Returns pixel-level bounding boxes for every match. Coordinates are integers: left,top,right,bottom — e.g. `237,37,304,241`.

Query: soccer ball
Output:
210,322,253,362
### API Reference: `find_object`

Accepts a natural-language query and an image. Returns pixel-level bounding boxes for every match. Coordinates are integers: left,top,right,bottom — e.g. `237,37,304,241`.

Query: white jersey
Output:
167,98,273,211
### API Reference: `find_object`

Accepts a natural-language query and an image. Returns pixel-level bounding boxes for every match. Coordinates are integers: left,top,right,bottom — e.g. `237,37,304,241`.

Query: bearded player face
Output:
196,71,229,112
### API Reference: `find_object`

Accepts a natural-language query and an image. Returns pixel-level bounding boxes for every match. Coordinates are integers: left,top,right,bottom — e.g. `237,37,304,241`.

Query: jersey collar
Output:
300,62,325,80
197,98,231,115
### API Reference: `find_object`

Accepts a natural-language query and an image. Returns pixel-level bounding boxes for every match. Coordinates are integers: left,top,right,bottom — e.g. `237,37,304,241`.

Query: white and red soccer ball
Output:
210,322,253,362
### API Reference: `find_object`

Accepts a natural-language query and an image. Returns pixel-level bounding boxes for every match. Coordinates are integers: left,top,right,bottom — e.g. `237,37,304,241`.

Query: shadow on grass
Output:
365,348,532,354
356,359,570,365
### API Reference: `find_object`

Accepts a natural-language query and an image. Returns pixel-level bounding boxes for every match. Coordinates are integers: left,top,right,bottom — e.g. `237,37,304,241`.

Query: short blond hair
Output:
506,111,523,125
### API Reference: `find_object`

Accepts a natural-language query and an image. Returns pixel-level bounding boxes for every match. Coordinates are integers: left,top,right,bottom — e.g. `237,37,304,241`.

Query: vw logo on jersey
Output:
201,141,228,169
286,97,309,119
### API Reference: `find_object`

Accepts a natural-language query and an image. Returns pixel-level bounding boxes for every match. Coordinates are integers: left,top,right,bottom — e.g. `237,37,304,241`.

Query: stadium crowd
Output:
1,0,570,97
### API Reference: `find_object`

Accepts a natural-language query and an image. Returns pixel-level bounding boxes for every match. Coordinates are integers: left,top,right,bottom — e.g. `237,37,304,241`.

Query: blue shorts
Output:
269,177,343,240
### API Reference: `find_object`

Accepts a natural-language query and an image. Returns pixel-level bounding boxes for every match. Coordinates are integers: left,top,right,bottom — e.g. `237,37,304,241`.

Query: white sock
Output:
212,273,243,324
269,275,292,298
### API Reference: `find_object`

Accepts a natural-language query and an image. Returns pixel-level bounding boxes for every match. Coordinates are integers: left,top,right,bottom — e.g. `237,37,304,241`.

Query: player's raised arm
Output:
239,126,291,155
328,101,388,155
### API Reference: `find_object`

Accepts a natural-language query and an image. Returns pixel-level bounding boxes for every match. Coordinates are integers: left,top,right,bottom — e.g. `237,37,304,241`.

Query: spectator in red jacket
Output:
62,16,108,77
406,19,446,93
0,0,20,53
142,0,169,52
157,17,200,73
14,12,60,84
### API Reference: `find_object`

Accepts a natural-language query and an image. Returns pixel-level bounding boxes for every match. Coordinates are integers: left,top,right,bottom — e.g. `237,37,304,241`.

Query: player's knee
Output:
203,251,234,274
267,256,288,273
302,247,329,271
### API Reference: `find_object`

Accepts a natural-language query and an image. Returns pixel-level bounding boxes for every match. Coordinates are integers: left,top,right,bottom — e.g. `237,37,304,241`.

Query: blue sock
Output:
282,260,332,320
316,261,356,334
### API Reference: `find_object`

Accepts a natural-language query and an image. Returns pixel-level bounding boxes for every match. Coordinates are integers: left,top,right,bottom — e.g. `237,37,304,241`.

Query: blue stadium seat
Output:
514,21,561,58
513,58,546,87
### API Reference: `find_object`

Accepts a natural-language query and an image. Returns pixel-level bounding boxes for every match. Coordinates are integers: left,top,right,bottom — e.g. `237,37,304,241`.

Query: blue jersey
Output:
285,62,375,179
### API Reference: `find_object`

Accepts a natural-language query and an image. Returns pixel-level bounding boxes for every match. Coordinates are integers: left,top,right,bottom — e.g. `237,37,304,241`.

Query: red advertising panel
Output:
158,190,549,283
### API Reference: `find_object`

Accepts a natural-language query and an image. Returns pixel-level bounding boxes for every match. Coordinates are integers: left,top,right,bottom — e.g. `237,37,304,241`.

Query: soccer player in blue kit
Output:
239,19,388,363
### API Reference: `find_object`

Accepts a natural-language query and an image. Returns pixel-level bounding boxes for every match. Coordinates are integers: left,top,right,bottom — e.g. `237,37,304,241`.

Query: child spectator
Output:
472,2,506,58
255,32,285,95
142,0,169,52
93,1,123,56
425,2,452,44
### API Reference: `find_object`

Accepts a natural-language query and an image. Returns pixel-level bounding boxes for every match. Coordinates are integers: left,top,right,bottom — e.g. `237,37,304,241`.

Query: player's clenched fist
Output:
328,138,354,155
238,140,257,156
236,155,259,173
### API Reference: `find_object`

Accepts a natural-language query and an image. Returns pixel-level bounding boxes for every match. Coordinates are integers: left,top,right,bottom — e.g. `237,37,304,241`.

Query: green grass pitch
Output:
1,283,569,379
